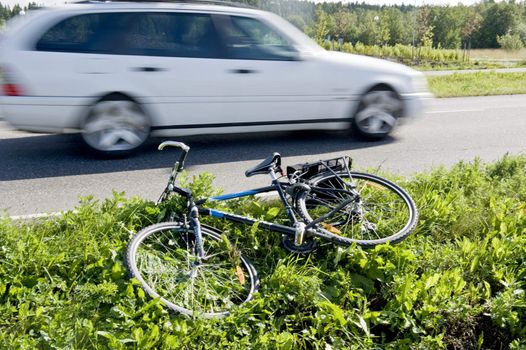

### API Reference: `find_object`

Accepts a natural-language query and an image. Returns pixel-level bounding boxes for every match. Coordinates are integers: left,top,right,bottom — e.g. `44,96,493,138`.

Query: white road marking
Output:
10,193,278,220
426,109,485,114
8,211,66,220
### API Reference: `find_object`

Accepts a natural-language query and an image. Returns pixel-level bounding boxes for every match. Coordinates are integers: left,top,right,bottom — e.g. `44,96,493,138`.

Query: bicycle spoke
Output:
299,172,416,245
128,224,256,317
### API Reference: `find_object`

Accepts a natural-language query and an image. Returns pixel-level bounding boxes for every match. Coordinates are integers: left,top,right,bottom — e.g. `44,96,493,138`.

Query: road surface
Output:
1,94,525,217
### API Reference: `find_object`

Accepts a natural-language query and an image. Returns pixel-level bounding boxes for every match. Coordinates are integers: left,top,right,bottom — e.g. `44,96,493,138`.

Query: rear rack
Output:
287,156,352,181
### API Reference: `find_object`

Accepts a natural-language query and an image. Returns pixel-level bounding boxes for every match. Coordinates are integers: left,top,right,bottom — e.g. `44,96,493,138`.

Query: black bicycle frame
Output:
195,176,300,238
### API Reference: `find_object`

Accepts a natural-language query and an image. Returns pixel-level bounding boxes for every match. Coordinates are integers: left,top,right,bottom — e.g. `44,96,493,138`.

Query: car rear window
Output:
35,12,132,53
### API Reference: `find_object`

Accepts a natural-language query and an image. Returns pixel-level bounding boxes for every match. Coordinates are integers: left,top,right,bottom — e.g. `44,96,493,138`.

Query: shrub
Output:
497,33,524,51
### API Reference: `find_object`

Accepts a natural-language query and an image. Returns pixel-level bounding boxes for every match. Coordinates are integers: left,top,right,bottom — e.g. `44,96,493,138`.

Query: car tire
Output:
81,94,151,157
351,88,403,140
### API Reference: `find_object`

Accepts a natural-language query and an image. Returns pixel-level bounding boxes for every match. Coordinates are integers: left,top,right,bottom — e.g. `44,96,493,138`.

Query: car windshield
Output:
265,12,324,53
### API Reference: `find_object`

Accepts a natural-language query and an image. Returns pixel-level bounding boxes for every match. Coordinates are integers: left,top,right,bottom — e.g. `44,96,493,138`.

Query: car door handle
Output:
132,67,167,72
229,69,258,74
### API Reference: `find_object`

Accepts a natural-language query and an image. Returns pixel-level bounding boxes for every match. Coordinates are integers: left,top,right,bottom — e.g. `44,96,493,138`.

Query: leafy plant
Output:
1,155,526,348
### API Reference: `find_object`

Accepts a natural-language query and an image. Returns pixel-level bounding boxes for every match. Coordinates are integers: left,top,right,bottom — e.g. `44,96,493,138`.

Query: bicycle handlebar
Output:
158,140,190,175
158,141,190,152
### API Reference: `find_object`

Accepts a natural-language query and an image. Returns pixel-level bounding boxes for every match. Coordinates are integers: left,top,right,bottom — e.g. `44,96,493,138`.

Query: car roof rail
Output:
71,0,255,8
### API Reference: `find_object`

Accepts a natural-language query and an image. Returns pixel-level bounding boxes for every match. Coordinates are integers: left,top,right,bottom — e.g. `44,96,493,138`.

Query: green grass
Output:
1,157,526,349
428,71,526,98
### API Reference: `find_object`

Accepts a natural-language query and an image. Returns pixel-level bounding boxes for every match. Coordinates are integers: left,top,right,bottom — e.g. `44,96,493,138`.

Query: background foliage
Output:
262,0,526,51
3,0,526,51
1,155,526,349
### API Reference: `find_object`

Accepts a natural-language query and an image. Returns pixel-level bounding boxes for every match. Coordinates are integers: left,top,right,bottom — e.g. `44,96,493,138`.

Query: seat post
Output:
268,168,279,182
269,167,300,227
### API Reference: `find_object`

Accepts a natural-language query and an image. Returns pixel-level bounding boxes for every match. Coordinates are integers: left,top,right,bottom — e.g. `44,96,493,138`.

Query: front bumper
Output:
400,92,433,120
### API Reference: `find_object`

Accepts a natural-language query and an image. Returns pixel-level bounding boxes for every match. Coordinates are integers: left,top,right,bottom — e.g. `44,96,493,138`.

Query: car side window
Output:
118,12,223,58
218,15,297,61
35,12,223,59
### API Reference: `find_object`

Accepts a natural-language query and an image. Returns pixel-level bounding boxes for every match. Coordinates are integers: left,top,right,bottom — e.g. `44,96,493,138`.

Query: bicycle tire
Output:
295,172,418,247
126,222,258,318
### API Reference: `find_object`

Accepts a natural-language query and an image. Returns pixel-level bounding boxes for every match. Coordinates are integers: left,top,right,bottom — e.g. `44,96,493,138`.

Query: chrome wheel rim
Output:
82,100,150,152
355,90,402,135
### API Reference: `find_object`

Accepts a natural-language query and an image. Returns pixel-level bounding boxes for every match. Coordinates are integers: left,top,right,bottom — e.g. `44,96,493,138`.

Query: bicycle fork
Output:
188,205,206,260
178,193,207,262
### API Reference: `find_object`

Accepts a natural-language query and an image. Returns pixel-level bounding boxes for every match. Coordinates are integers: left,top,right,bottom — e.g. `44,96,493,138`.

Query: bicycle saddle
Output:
245,153,281,177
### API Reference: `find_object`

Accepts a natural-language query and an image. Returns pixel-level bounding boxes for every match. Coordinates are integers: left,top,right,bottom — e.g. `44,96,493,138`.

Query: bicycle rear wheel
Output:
126,222,258,318
296,172,418,247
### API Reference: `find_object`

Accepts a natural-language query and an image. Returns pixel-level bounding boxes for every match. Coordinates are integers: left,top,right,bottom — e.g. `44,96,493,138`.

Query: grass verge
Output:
469,48,526,64
1,156,526,349
428,71,526,98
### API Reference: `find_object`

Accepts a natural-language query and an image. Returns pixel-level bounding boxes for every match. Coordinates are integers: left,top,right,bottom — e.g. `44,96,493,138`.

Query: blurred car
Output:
0,1,430,156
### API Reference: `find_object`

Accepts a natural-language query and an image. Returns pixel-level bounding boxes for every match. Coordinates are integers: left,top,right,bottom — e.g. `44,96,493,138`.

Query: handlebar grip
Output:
158,141,190,152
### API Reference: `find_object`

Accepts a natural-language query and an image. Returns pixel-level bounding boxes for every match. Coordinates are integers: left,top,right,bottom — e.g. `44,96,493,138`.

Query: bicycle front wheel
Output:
296,172,418,247
126,222,258,318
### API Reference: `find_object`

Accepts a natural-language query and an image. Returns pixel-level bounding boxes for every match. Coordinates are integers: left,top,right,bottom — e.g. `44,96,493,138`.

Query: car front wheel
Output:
351,89,403,140
81,96,150,156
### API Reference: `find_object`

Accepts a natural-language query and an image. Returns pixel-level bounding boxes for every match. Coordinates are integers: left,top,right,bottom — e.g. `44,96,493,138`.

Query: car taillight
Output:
3,83,23,96
0,65,24,96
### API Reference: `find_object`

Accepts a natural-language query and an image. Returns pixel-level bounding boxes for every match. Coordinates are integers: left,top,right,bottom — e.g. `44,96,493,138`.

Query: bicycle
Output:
125,141,418,318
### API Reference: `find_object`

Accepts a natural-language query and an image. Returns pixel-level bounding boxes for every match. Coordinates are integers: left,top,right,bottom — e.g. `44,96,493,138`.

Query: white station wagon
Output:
0,1,430,156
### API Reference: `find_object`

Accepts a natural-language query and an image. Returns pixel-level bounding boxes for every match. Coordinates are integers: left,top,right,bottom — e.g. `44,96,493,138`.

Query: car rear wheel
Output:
81,96,150,156
351,89,403,140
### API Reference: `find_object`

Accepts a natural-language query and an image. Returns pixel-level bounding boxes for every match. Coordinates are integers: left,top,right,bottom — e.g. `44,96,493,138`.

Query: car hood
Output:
315,50,421,78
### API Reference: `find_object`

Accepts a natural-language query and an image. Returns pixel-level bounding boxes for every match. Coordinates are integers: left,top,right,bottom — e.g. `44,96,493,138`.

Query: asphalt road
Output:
2,94,526,217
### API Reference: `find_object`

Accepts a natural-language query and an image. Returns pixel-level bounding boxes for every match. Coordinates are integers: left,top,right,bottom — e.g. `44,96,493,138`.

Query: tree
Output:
287,15,307,32
415,6,434,48
310,8,332,42
430,6,463,49
461,8,482,57
475,2,519,48
381,7,411,46
376,15,391,46
356,12,381,46
332,8,351,42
